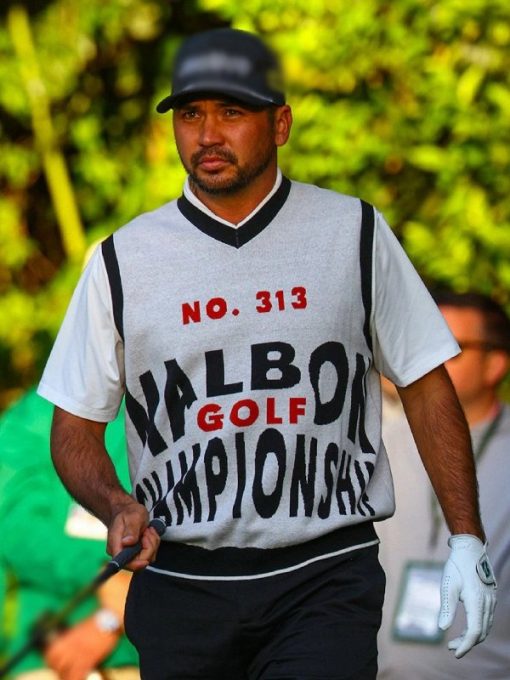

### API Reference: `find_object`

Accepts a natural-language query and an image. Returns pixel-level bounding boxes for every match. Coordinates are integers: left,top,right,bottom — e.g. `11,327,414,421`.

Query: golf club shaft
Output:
0,518,166,678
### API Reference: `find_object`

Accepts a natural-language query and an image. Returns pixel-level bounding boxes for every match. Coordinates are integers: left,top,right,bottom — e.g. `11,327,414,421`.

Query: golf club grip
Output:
109,518,166,570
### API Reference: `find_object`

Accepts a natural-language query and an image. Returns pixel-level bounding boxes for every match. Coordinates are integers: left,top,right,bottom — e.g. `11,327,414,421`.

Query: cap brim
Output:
156,81,284,113
156,95,175,113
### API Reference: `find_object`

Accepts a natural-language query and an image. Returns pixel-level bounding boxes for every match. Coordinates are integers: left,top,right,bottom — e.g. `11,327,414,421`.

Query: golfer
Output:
38,27,496,679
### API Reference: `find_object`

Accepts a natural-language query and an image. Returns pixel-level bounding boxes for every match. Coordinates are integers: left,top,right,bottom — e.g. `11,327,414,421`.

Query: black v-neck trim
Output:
177,176,292,248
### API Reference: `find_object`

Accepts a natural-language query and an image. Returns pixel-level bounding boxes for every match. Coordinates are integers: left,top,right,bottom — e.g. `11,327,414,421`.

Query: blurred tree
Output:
6,4,86,262
0,0,509,408
0,0,225,407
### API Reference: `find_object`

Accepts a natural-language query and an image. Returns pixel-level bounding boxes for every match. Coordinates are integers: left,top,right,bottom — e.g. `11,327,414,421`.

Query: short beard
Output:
186,147,276,196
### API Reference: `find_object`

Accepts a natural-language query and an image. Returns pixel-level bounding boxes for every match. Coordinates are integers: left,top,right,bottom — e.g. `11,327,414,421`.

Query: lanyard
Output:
428,408,504,549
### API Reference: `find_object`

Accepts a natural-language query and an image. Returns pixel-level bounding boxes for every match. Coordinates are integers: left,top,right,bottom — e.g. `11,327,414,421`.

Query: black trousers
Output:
125,545,385,680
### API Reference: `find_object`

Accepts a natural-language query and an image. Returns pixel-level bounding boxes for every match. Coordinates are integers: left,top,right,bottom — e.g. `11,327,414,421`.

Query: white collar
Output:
183,169,283,228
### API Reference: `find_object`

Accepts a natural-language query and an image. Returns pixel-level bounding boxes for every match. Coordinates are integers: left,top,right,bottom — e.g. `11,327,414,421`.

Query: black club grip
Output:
108,517,166,571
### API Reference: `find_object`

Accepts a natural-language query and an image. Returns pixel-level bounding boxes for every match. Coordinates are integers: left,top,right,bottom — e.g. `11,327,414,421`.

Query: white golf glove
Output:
438,534,497,658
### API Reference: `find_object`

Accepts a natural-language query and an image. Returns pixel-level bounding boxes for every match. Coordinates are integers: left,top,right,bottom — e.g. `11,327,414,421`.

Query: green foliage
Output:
1,0,510,407
0,0,189,405
200,0,510,300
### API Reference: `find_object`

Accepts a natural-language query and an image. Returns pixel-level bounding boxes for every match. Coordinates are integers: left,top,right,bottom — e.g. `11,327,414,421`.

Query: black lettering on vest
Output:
135,482,148,506
252,428,287,518
290,435,317,517
164,359,198,443
152,460,176,526
233,433,246,519
152,498,173,526
251,342,301,390
354,459,367,517
356,461,375,516
205,350,243,396
318,443,339,519
336,450,356,515
126,380,168,456
139,475,158,506
204,437,228,521
348,354,375,453
165,458,176,491
151,471,163,500
173,445,202,524
309,342,349,425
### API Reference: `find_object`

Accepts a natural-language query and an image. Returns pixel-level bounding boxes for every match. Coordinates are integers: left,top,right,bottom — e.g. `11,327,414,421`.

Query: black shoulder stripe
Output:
101,235,124,342
360,199,375,353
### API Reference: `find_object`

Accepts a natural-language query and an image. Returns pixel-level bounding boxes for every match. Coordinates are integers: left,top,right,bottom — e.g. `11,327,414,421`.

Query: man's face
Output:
172,98,290,196
441,306,492,408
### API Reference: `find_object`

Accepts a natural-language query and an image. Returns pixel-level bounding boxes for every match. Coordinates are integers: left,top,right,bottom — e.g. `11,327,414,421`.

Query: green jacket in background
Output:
0,389,138,675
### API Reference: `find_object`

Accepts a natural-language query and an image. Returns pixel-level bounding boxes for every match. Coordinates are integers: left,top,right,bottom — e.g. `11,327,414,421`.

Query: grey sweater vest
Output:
101,178,388,577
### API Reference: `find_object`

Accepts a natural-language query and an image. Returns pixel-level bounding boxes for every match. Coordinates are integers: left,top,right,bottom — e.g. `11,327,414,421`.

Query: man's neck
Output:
189,168,278,225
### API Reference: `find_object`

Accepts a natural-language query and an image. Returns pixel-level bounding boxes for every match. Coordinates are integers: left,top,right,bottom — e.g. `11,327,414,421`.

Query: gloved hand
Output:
439,534,497,658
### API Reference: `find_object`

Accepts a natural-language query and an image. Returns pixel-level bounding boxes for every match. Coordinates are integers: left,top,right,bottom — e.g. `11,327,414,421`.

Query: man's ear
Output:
274,105,292,147
485,350,510,388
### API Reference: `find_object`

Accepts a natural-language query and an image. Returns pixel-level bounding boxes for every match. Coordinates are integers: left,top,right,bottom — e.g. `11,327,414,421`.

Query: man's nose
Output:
198,115,224,146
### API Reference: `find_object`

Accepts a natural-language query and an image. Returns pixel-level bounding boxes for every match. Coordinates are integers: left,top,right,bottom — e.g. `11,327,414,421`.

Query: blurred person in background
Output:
378,290,510,679
0,389,139,680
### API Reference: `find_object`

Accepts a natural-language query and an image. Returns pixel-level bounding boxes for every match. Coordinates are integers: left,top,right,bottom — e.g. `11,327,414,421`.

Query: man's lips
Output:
196,156,230,171
192,148,237,172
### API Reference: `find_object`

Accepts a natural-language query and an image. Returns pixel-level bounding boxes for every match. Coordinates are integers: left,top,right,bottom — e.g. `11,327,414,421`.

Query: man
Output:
378,291,510,679
0,389,140,680
37,28,495,679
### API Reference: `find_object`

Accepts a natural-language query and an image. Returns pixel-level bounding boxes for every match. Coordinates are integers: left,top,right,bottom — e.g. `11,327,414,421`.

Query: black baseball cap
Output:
156,27,286,112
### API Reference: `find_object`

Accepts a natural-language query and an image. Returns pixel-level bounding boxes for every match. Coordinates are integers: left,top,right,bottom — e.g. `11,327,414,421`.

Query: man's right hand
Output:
107,501,161,571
